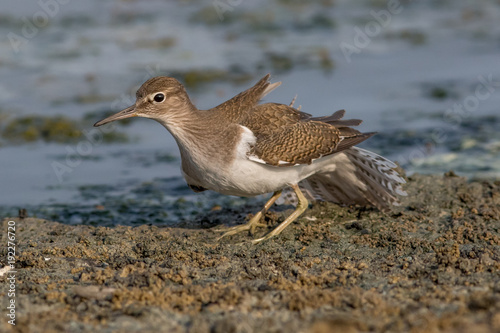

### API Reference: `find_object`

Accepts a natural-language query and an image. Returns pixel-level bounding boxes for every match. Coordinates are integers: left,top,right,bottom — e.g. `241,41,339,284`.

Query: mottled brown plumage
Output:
241,103,310,132
211,74,278,121
209,76,373,167
250,121,340,166
94,73,406,244
136,76,184,99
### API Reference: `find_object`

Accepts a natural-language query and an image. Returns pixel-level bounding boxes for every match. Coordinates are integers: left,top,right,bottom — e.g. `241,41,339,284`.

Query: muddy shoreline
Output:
1,173,500,333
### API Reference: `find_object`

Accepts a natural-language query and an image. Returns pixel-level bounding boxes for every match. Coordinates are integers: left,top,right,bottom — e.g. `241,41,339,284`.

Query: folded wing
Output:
248,120,375,167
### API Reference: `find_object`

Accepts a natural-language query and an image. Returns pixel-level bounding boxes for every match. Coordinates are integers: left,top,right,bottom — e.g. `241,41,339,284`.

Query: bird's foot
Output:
216,222,267,241
250,234,272,245
216,214,267,241
250,225,285,244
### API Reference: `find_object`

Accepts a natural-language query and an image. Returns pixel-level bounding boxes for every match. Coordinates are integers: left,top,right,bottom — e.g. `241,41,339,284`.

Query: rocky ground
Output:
1,173,500,333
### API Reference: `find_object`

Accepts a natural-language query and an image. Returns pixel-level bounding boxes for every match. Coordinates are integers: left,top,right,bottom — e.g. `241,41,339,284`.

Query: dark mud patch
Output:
1,174,500,332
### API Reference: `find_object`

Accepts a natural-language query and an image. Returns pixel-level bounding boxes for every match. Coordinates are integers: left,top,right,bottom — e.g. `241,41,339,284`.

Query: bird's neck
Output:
155,108,242,185
156,107,234,158
156,107,211,144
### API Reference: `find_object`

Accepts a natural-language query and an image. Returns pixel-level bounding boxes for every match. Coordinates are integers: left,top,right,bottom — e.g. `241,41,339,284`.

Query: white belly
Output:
199,153,345,197
215,158,305,196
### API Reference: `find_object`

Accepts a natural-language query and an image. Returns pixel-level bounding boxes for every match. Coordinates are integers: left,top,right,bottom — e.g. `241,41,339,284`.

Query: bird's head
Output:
94,76,194,127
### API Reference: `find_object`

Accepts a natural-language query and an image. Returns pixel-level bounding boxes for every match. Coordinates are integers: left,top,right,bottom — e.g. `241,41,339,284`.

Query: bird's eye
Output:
153,93,165,103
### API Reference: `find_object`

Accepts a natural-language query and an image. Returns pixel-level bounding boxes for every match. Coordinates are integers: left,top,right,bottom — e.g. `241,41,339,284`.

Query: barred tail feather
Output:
277,147,407,211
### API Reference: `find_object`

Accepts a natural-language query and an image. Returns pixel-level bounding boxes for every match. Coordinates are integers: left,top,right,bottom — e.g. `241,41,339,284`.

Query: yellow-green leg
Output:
251,184,309,244
216,190,283,241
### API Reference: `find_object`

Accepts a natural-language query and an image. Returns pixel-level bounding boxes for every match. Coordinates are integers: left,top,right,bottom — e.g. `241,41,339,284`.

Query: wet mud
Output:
1,173,500,332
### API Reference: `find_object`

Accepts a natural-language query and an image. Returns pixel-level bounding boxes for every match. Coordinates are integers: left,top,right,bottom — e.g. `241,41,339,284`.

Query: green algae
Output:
423,84,460,100
170,68,253,89
429,87,449,99
132,36,177,50
265,52,294,73
386,29,428,45
190,4,336,33
178,69,229,88
2,116,81,143
1,114,130,144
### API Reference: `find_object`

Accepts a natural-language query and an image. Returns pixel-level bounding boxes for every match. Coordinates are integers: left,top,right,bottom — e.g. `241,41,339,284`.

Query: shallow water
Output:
1,0,499,223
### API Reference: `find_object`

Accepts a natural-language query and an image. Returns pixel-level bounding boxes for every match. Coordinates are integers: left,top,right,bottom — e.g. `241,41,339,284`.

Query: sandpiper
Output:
95,74,406,244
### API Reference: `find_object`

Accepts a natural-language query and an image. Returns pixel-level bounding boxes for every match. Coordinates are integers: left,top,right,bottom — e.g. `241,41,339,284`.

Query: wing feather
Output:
212,74,281,121
248,121,374,167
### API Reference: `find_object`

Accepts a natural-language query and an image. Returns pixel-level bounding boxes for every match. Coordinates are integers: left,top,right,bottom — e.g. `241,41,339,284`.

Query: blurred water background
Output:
1,0,499,225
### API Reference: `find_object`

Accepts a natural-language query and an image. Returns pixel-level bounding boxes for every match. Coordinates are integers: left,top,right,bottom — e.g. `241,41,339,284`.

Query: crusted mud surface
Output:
1,174,500,333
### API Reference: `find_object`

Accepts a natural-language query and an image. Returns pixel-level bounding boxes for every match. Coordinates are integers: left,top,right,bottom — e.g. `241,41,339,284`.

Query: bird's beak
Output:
94,105,137,127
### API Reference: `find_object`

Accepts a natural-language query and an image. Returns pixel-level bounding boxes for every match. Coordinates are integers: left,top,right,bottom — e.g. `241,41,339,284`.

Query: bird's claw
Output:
215,221,267,242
